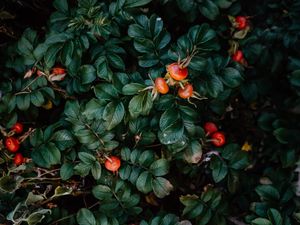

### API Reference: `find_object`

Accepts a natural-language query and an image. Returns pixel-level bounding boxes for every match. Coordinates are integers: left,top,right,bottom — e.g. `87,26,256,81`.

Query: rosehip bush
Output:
0,0,300,224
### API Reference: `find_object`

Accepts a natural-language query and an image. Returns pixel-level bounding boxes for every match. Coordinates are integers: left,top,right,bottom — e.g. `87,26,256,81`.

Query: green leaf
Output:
92,185,113,200
122,83,146,95
78,152,96,164
31,143,61,168
128,92,153,118
199,0,219,20
206,75,224,98
103,101,125,130
222,67,243,88
16,94,31,111
0,176,19,193
152,177,173,198
91,161,102,180
184,140,202,164
53,0,68,12
78,65,96,84
268,208,282,225
60,163,74,180
94,84,119,101
76,208,96,225
255,185,280,201
251,218,272,225
150,159,169,176
210,156,228,183
136,171,152,193
53,130,75,150
27,209,51,225
124,0,152,8
30,91,44,107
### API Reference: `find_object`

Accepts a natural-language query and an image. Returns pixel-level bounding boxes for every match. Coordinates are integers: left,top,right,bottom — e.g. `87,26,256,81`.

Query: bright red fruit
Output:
232,50,244,63
105,156,121,172
52,67,66,75
235,16,247,30
14,153,25,165
155,78,169,94
5,137,20,153
167,63,188,81
178,84,193,99
11,122,23,134
211,132,226,147
204,122,218,135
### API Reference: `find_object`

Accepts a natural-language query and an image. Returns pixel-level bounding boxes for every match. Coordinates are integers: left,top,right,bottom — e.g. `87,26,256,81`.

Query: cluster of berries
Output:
151,62,203,102
231,16,249,65
204,122,226,147
4,122,26,165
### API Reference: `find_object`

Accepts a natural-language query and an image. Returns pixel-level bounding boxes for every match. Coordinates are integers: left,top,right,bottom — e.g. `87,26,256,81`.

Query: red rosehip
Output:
204,122,218,136
14,153,25,165
211,132,226,147
5,137,20,153
178,84,193,99
232,50,244,63
235,16,247,30
11,122,23,134
52,67,66,75
105,156,121,172
155,77,169,94
166,63,188,81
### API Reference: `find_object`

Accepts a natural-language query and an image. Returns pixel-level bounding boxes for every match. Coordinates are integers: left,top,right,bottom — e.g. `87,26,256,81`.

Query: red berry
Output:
235,16,247,30
166,63,188,81
11,122,23,134
155,77,169,94
232,50,244,63
204,122,218,135
52,67,66,75
5,137,20,153
211,132,226,147
105,156,121,172
178,84,193,99
14,153,25,165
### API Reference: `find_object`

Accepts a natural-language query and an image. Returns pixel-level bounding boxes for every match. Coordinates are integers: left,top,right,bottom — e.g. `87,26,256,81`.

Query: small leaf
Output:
76,208,96,225
152,177,173,198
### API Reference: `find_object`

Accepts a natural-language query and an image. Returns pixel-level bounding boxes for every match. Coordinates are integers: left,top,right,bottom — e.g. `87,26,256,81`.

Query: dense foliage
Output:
1,0,300,224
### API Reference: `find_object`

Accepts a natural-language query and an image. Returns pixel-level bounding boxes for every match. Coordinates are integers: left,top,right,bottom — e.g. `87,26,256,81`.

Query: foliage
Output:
0,0,300,224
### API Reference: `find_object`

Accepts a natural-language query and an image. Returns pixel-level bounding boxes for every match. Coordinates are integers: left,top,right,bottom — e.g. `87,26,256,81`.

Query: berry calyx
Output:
5,137,20,153
232,50,244,63
204,122,218,136
105,156,121,172
155,77,169,94
178,84,193,99
166,63,188,81
211,132,226,147
14,153,25,165
235,16,248,30
11,122,23,134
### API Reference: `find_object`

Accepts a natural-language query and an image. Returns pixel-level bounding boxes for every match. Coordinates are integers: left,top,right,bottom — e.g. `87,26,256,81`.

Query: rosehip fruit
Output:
204,122,218,135
5,137,20,153
166,63,188,81
211,132,226,147
178,84,193,99
232,50,244,63
14,153,25,165
155,77,169,94
105,156,121,172
11,122,23,134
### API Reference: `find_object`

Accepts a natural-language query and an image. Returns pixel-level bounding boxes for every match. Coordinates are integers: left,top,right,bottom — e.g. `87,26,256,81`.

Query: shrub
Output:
0,0,300,224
